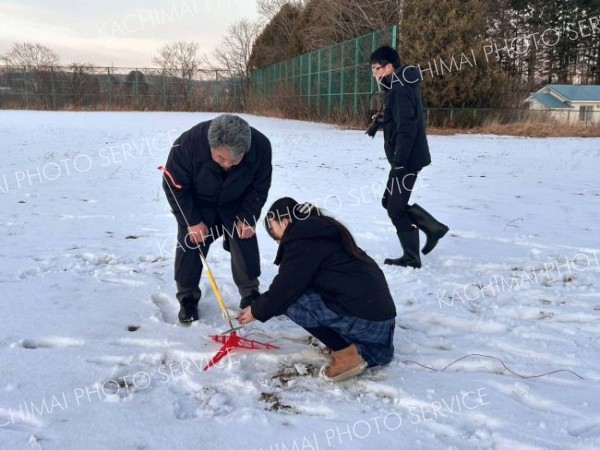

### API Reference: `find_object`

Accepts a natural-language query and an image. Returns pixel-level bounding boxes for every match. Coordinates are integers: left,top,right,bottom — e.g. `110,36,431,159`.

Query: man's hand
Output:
237,307,255,325
366,113,383,138
236,220,256,239
187,222,209,245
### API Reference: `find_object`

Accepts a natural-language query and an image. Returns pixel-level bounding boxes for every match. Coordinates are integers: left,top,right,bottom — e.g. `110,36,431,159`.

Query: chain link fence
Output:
248,26,398,122
425,107,600,128
1,38,598,130
0,65,242,111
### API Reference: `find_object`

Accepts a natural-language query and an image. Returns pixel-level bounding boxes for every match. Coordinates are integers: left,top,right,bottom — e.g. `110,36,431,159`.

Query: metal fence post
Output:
215,70,219,108
293,55,297,99
233,77,237,109
300,55,304,103
340,43,345,110
317,49,322,115
585,108,589,127
134,69,139,108
353,37,360,118
24,66,29,109
107,67,113,108
308,52,312,113
50,66,57,110
162,71,167,108
188,71,192,110
328,48,333,116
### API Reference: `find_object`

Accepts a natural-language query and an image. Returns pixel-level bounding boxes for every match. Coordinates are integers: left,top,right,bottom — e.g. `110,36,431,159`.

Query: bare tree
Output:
215,19,262,79
1,42,60,68
153,41,202,79
306,0,401,47
271,0,401,54
214,19,262,109
0,42,61,108
152,41,204,109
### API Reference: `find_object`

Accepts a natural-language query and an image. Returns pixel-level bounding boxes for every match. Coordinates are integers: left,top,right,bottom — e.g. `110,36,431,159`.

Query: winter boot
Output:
239,290,260,309
320,344,368,382
384,228,422,268
406,203,449,255
178,297,199,323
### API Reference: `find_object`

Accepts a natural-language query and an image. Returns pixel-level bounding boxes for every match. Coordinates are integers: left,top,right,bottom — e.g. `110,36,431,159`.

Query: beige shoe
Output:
320,344,368,381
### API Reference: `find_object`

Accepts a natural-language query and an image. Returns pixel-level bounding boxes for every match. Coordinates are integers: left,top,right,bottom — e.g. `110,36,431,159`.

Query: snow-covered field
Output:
1,111,599,450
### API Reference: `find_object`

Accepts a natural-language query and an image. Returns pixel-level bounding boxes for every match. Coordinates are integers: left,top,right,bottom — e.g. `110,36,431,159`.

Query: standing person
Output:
368,45,448,268
162,114,272,323
238,198,397,382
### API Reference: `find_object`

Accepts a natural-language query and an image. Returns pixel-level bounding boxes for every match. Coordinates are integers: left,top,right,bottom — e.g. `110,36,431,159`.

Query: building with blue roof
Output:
525,84,600,124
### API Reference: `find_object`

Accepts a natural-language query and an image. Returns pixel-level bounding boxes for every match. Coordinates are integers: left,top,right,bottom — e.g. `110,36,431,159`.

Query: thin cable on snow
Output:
402,353,584,380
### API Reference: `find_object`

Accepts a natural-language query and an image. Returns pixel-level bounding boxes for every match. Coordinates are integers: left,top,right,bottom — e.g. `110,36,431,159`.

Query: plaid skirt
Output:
284,290,396,367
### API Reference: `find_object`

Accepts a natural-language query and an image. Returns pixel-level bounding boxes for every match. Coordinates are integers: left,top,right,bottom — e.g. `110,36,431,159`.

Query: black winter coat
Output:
251,217,397,323
162,120,272,231
382,65,432,172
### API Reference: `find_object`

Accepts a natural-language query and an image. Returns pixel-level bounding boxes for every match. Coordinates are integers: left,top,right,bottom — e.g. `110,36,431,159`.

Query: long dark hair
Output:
264,197,369,262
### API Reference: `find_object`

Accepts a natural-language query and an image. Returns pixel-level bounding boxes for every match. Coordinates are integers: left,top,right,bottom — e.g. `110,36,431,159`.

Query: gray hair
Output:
207,114,252,158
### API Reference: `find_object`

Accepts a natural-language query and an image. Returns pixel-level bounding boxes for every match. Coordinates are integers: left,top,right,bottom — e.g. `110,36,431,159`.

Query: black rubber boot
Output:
178,297,199,323
384,228,422,268
407,203,449,255
239,290,260,309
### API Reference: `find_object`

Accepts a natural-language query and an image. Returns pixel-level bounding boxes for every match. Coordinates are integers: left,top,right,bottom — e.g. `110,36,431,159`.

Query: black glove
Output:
366,114,384,138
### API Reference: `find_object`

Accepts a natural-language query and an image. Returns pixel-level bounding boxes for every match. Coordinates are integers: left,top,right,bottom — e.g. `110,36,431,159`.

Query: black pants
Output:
174,222,260,302
382,170,418,232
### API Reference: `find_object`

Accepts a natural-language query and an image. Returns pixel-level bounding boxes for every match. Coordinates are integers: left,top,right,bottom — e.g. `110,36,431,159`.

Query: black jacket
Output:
162,120,272,230
251,217,397,323
382,65,432,172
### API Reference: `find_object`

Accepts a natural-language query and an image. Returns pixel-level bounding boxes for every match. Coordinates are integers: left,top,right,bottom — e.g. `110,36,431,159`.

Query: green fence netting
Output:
249,26,398,121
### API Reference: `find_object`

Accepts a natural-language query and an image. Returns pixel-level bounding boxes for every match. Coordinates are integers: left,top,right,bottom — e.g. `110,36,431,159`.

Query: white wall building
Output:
524,84,600,124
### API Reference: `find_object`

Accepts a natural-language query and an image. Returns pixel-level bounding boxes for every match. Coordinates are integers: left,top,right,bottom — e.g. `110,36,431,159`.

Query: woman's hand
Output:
237,307,256,325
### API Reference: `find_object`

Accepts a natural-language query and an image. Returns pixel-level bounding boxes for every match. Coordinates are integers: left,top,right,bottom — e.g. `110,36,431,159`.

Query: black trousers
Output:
382,170,418,232
174,222,260,303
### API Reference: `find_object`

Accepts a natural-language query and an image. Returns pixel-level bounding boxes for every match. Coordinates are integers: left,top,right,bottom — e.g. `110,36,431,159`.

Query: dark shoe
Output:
406,203,449,255
178,297,199,323
384,228,422,268
239,290,260,309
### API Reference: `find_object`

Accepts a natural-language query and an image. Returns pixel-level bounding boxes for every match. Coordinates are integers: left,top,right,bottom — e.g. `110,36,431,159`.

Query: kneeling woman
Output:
237,197,397,381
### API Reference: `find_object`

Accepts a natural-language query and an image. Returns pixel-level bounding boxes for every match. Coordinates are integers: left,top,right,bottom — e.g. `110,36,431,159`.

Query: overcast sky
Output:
0,0,258,67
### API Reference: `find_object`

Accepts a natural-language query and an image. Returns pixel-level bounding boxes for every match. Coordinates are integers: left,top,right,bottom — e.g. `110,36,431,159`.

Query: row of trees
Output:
0,23,259,110
2,1,598,111
250,0,400,68
250,0,600,108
